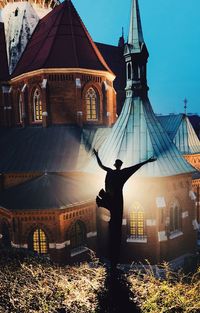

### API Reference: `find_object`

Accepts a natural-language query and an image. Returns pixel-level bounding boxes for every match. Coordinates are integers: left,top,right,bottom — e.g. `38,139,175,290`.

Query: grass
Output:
0,249,199,313
0,249,106,313
128,262,200,313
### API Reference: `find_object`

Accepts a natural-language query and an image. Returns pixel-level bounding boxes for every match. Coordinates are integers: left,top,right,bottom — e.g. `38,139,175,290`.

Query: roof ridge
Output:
12,5,62,77
71,1,113,74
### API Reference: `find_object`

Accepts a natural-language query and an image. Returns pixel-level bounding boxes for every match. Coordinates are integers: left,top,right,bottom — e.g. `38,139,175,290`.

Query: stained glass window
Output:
33,89,42,122
129,202,145,238
70,221,86,249
85,87,98,121
33,229,48,254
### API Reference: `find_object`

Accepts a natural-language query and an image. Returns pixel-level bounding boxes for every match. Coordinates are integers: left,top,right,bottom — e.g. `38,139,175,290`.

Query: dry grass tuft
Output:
128,262,200,313
0,249,106,313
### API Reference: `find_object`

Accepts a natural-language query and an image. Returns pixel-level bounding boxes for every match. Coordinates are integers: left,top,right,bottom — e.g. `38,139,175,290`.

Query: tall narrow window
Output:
32,229,48,254
70,221,86,249
85,87,98,121
129,202,145,239
19,94,23,123
33,89,42,122
15,8,19,17
127,63,132,80
170,199,181,232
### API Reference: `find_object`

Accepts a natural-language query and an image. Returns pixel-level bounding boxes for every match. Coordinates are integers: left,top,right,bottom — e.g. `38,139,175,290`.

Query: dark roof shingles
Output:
12,1,112,77
0,126,81,173
0,173,95,210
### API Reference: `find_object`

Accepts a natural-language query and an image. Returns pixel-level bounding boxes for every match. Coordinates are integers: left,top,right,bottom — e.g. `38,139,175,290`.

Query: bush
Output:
0,249,106,313
128,263,200,313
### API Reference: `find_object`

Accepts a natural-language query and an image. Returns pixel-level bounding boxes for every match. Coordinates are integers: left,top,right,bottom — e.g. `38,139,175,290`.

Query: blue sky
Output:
72,0,200,115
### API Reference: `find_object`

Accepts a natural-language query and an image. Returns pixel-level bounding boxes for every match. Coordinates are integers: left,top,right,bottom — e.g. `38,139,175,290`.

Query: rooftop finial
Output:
118,26,125,47
183,98,188,115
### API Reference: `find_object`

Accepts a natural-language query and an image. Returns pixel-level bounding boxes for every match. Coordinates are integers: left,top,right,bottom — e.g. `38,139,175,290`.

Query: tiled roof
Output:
95,42,126,92
86,99,195,177
0,126,82,173
0,22,9,81
188,115,200,140
12,0,112,78
158,114,200,154
0,173,95,210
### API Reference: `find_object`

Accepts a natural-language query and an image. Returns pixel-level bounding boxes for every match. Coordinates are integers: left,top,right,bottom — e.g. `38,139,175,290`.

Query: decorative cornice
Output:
11,68,115,83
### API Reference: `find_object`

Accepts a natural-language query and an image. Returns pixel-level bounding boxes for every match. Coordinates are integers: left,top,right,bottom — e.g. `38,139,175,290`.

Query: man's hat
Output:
114,159,123,167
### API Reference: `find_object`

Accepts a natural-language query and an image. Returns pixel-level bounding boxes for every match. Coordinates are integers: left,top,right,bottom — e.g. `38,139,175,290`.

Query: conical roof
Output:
12,0,112,78
86,97,194,177
158,114,200,155
0,22,9,81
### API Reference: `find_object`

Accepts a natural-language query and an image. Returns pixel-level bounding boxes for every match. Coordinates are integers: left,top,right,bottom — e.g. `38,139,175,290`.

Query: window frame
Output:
128,202,146,240
18,93,23,123
32,88,42,122
169,199,182,233
32,228,48,254
85,87,99,121
70,220,86,249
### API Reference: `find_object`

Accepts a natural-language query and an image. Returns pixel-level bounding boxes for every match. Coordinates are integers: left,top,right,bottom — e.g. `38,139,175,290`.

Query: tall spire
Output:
124,0,148,98
128,0,144,52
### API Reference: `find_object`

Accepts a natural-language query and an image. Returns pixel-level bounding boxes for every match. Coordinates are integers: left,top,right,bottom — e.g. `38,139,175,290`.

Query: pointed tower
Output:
124,0,149,99
0,0,59,73
88,0,197,265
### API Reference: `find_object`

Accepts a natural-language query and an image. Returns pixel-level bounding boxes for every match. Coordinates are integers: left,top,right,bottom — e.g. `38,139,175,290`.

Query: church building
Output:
0,0,199,266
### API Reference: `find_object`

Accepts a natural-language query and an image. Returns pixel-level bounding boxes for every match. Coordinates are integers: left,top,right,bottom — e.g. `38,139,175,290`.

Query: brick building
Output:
0,0,198,265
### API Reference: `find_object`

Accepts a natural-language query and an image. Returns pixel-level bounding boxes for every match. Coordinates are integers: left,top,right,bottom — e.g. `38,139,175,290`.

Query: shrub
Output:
128,263,200,313
0,249,106,313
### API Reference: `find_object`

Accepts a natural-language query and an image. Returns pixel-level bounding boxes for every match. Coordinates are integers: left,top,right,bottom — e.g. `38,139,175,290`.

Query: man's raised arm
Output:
122,157,157,180
93,149,110,171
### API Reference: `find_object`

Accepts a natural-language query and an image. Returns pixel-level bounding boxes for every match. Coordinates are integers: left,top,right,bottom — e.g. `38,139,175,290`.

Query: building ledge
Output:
71,246,89,257
169,230,183,240
127,237,147,243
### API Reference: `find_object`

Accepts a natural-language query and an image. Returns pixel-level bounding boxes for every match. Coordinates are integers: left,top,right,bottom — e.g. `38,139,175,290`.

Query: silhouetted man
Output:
93,149,156,269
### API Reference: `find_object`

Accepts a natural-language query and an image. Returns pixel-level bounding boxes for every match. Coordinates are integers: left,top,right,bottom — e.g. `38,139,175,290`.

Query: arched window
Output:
129,202,145,239
85,87,99,121
127,63,132,80
15,8,19,17
170,199,182,232
32,228,48,254
70,221,86,249
19,94,23,123
33,89,42,122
